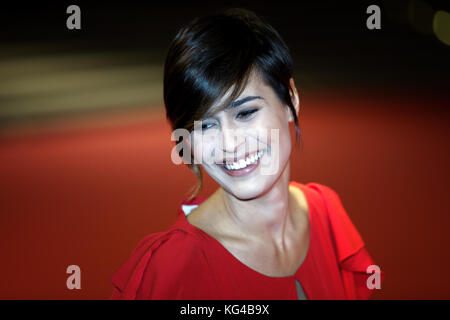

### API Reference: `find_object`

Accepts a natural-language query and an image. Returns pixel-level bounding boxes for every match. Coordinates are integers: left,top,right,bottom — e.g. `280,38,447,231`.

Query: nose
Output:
221,125,246,154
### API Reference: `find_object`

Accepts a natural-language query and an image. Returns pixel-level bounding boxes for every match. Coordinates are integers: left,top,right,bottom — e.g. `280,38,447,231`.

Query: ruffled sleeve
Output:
311,183,384,299
110,228,217,299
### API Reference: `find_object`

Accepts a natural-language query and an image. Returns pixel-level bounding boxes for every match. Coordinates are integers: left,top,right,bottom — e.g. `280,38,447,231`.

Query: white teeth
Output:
223,151,264,171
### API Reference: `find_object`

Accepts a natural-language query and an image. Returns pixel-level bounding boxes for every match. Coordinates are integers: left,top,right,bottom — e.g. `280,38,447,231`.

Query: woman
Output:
110,8,383,300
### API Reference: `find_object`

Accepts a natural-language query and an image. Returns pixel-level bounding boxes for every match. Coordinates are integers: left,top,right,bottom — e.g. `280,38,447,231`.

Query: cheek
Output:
254,112,290,146
263,118,292,160
191,133,216,162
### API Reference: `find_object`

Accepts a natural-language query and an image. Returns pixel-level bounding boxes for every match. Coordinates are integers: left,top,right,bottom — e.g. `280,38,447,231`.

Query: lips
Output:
218,150,264,177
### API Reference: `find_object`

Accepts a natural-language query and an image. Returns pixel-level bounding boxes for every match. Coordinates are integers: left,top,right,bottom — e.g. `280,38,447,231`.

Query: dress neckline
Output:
176,182,314,281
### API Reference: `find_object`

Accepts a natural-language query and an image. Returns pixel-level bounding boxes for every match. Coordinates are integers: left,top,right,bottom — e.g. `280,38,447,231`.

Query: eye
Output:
236,108,259,120
201,122,216,130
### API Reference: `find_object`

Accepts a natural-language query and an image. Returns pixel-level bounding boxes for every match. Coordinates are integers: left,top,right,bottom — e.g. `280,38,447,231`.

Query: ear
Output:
287,77,300,122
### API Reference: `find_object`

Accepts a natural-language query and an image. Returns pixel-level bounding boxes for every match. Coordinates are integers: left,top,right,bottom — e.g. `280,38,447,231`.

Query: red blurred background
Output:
1,88,449,299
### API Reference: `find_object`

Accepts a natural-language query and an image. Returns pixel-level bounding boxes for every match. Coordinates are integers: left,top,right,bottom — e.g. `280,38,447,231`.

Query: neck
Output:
219,162,293,245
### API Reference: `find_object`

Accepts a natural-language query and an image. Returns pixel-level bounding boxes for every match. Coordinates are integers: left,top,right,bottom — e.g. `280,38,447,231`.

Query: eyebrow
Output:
226,96,264,110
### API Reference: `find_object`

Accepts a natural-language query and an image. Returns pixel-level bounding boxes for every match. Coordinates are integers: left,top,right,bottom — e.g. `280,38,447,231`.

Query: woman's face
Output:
190,72,298,200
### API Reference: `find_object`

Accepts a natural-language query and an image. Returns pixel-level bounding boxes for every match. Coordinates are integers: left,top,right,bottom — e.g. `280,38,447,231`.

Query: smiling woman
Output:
109,8,384,300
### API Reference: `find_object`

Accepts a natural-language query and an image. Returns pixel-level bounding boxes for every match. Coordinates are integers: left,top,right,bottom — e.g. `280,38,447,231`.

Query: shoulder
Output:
307,183,345,208
302,183,360,236
291,182,384,299
291,181,341,202
291,182,349,214
306,183,356,233
291,181,365,259
300,182,369,271
111,227,215,299
141,228,204,262
306,182,385,299
290,181,341,215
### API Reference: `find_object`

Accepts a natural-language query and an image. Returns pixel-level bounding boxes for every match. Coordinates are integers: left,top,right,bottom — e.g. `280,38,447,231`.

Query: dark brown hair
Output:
163,8,300,196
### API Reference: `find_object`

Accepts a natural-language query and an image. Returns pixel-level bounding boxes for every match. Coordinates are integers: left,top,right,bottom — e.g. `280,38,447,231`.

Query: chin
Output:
214,163,287,201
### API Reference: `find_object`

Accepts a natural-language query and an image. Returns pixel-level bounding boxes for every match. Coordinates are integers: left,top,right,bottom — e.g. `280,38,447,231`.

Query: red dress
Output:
110,182,384,299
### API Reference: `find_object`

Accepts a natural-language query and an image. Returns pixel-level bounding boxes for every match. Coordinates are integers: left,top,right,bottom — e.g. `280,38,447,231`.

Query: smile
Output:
218,151,264,177
224,151,263,170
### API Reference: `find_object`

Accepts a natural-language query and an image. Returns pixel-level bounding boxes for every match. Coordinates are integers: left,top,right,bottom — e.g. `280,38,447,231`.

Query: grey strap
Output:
295,278,308,300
